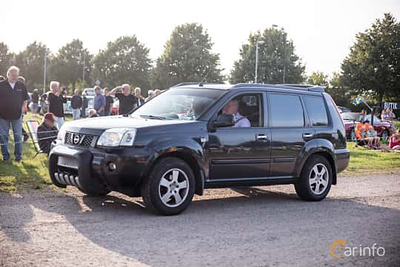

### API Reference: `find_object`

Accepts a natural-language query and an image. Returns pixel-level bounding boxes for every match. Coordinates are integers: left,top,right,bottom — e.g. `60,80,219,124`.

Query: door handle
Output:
256,134,269,141
302,133,314,138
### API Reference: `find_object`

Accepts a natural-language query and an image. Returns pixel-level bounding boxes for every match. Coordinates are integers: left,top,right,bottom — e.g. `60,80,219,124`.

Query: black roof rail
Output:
232,83,324,92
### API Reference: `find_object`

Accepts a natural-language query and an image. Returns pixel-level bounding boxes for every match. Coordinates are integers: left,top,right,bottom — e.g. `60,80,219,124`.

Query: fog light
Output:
108,162,117,171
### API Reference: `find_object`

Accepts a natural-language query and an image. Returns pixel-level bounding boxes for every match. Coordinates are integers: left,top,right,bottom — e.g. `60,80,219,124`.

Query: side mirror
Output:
213,114,235,128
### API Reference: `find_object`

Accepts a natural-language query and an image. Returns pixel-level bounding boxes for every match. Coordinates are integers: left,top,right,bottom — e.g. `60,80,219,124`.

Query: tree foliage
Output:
49,39,91,90
151,23,224,88
13,42,49,90
92,36,151,89
0,42,14,77
307,71,328,87
230,27,305,84
341,13,400,101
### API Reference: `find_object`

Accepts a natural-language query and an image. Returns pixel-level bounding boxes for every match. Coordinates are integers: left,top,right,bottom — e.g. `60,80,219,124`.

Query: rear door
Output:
268,93,315,177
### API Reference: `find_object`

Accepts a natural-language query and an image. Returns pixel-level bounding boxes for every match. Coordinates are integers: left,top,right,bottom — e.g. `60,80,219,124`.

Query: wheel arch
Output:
296,139,337,185
143,139,207,196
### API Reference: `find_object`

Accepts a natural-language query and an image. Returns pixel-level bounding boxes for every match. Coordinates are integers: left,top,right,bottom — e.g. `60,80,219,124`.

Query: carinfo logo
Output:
331,239,385,258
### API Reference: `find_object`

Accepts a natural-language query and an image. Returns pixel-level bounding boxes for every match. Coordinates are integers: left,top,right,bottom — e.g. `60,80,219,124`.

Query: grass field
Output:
0,114,399,193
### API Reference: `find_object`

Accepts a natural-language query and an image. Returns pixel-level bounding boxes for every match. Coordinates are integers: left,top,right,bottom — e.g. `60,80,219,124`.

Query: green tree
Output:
92,36,151,90
327,72,351,106
0,42,14,77
307,71,328,86
341,13,400,102
13,42,50,91
151,23,224,88
230,27,305,84
50,39,91,90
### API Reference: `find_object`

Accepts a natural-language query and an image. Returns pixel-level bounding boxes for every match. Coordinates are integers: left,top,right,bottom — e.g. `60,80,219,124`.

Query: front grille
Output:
65,132,95,147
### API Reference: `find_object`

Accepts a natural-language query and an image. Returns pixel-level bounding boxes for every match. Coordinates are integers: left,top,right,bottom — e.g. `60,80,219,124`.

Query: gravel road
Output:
1,173,400,267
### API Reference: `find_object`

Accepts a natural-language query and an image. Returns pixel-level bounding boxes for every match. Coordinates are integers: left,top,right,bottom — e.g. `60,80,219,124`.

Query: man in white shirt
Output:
223,99,251,128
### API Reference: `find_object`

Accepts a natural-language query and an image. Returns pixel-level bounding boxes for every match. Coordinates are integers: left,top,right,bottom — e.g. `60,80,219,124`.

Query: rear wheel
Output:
295,155,332,201
350,128,356,141
382,130,389,141
141,157,195,215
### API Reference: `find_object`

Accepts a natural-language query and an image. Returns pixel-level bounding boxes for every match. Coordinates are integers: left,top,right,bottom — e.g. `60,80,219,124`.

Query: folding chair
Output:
26,120,44,158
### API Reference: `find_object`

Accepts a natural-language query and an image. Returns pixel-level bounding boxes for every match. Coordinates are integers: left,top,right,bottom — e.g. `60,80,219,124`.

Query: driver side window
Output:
217,93,264,128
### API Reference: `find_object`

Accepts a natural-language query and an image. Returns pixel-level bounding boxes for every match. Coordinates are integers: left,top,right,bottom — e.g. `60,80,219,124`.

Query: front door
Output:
207,93,271,180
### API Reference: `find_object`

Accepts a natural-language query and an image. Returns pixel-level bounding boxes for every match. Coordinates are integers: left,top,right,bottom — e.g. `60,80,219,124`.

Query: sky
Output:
1,0,399,78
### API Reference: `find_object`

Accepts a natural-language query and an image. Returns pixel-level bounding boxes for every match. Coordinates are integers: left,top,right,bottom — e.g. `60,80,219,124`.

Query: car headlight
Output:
57,125,66,143
97,128,137,147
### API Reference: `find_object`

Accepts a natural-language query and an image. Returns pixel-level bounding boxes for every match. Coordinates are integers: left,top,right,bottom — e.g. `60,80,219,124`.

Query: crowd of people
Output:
0,65,162,161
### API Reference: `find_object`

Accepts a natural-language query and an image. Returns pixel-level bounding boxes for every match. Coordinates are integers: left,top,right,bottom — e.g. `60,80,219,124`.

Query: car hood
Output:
63,116,198,134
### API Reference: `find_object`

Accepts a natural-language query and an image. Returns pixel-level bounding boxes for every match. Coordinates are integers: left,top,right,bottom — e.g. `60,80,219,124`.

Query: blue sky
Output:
1,0,399,77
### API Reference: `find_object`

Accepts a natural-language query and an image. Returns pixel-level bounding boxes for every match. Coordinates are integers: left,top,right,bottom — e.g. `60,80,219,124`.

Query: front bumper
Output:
335,148,350,174
49,143,153,195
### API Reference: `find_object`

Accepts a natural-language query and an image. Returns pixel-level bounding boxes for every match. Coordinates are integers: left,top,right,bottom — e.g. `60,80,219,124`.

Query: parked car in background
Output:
111,99,119,115
83,88,95,97
342,112,393,141
337,106,351,113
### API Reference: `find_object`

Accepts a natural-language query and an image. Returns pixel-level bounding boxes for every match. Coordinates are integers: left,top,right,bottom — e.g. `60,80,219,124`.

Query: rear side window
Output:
304,96,328,126
269,94,304,127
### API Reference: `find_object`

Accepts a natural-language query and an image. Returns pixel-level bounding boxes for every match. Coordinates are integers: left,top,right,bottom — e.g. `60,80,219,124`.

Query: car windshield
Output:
131,88,225,120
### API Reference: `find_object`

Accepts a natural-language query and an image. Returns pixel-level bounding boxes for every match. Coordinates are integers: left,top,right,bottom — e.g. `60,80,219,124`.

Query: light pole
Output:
255,40,264,83
82,52,86,87
272,24,286,83
43,49,47,95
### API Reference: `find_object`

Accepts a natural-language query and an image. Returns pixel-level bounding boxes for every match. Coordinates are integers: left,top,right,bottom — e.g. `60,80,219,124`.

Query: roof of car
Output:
171,82,325,92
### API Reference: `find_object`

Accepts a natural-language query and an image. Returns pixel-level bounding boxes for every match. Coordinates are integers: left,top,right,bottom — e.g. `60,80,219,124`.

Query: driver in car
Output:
223,99,251,128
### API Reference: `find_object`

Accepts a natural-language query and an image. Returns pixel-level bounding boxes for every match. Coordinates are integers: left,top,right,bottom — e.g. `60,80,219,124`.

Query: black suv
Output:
49,83,350,215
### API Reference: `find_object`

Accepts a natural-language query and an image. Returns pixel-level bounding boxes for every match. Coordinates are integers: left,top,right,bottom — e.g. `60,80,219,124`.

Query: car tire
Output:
382,130,389,141
350,128,356,141
141,157,195,215
295,155,332,201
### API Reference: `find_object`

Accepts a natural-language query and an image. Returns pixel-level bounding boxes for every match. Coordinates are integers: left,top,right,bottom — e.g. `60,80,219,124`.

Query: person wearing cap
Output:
37,113,59,154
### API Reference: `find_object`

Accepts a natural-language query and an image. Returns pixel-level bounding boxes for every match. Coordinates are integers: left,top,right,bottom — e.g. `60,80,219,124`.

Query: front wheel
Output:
295,155,332,201
141,157,195,215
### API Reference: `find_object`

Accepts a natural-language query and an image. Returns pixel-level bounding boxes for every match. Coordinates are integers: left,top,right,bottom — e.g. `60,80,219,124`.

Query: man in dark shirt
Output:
109,84,137,115
48,81,67,129
0,66,30,161
81,93,88,118
37,113,58,155
71,89,82,120
104,87,114,116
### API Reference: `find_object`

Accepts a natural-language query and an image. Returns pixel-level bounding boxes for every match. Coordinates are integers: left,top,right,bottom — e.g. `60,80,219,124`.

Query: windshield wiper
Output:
139,114,168,120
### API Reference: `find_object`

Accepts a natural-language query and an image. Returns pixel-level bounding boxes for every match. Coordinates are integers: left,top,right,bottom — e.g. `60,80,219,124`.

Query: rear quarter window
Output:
304,96,329,126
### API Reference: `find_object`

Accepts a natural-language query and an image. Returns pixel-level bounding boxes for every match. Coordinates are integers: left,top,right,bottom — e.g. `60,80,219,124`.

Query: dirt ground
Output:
1,173,400,267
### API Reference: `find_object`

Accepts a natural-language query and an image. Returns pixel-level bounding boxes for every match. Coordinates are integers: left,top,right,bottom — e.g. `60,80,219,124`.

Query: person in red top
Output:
389,129,400,151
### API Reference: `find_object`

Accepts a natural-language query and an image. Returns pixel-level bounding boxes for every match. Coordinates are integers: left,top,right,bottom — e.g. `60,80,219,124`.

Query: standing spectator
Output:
104,87,114,116
0,66,30,162
146,90,154,102
71,89,82,120
48,81,67,129
135,87,145,106
81,93,88,118
109,84,137,115
29,89,39,117
37,113,58,155
40,93,48,115
93,86,105,116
